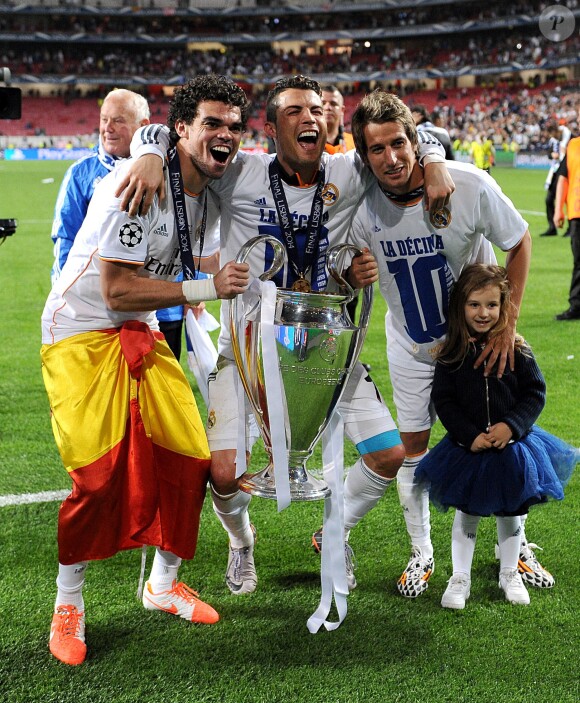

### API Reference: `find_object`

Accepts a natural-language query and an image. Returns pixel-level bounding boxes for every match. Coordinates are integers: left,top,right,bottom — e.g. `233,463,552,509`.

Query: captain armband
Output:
182,277,218,304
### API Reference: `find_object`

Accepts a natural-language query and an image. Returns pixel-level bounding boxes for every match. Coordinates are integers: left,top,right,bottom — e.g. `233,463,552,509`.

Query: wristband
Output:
129,144,165,160
182,277,217,304
421,154,446,166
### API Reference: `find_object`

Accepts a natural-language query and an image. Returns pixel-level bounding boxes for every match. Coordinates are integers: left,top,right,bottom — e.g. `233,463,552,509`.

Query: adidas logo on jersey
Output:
153,223,169,237
374,225,381,232
253,197,268,206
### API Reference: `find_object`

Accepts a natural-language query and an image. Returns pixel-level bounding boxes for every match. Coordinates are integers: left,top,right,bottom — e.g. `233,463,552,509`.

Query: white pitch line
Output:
519,210,544,216
0,489,69,507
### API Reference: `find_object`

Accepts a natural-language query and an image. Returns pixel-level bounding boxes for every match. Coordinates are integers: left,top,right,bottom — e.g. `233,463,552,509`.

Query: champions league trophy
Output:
230,235,373,501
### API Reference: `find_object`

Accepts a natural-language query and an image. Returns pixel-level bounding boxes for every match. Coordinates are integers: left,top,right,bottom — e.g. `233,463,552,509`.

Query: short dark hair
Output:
321,84,341,94
351,89,418,159
167,74,250,142
410,104,430,123
265,75,321,123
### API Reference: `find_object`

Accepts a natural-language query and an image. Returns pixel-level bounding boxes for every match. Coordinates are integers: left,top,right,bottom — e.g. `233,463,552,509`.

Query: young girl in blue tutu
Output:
415,264,577,610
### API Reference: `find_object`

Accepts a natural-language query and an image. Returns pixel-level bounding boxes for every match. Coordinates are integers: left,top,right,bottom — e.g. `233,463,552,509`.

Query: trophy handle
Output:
326,243,358,302
230,236,287,439
326,244,373,368
234,235,286,280
326,243,373,329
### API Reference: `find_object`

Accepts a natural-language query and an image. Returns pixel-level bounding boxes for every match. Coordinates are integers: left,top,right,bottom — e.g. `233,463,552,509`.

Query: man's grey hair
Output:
103,88,150,122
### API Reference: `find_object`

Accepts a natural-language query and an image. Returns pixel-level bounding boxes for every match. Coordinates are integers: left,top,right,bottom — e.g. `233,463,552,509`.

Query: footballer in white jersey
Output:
350,160,528,372
346,89,533,599
131,126,446,359
203,148,402,455
122,79,452,601
42,159,219,345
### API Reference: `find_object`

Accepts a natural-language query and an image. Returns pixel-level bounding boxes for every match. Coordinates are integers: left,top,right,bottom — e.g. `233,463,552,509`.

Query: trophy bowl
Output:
230,236,372,501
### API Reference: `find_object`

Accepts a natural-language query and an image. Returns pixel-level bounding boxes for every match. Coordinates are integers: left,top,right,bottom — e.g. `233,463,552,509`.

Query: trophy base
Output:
241,465,330,501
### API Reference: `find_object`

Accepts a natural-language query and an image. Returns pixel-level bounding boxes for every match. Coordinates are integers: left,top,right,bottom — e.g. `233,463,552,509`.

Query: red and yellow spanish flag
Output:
41,321,211,565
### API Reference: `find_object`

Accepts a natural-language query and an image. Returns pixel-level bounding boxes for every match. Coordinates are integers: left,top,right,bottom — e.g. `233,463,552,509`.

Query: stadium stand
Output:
0,0,578,148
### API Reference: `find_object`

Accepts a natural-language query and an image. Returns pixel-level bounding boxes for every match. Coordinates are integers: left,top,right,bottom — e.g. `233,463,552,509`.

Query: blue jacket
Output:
51,141,116,282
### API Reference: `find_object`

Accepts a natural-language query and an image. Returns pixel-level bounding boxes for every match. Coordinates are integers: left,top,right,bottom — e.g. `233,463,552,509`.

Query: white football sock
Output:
55,562,87,611
344,457,394,534
396,451,432,559
518,513,527,546
496,515,521,572
211,486,253,548
451,510,480,576
148,549,182,591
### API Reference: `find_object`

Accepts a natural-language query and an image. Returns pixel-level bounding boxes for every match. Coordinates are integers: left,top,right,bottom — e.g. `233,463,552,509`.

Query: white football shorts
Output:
388,359,437,433
207,358,400,455
206,357,261,452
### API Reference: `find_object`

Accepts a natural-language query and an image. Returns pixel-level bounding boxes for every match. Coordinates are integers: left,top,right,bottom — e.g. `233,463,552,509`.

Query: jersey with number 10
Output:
131,125,446,359
349,161,528,369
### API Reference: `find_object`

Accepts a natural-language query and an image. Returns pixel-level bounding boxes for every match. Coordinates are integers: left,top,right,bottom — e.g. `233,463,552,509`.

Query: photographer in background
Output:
0,67,21,241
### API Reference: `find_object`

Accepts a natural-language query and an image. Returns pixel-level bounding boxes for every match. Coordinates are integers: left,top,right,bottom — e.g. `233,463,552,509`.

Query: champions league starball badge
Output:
429,207,452,229
292,276,311,293
119,222,144,248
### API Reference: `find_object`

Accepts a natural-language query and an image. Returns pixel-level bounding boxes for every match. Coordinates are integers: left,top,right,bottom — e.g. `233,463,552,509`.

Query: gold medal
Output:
292,276,311,293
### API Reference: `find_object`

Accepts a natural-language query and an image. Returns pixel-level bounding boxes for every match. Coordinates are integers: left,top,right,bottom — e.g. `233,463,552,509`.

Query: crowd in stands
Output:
1,0,578,155
425,85,579,155
1,0,578,84
0,0,555,36
2,82,578,157
2,31,578,85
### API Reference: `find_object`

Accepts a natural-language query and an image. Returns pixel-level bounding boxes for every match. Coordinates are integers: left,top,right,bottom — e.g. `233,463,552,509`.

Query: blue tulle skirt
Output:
415,425,578,517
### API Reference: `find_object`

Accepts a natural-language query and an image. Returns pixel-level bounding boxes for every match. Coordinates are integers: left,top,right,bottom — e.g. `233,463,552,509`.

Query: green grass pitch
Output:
0,160,578,703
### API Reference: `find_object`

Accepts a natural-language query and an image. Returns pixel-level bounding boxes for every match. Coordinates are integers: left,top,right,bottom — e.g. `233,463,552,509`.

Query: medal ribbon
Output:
268,159,325,289
168,146,206,281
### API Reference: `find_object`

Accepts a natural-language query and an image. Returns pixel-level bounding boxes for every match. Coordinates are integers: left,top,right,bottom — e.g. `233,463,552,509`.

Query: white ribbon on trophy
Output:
307,411,349,633
234,281,260,480
233,278,291,511
185,307,219,407
236,278,291,512
260,281,292,512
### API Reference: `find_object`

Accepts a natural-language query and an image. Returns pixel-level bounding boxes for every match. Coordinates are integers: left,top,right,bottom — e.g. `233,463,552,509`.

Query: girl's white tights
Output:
451,510,521,575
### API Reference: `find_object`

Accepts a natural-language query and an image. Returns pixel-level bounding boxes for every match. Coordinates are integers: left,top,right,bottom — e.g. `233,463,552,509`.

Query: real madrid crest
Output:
429,206,452,229
321,183,339,206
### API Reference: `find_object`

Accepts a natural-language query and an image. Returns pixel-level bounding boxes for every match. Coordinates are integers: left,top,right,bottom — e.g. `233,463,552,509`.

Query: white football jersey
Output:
210,150,371,358
131,124,446,359
349,161,528,368
42,159,219,344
